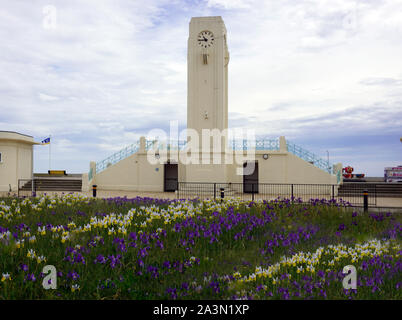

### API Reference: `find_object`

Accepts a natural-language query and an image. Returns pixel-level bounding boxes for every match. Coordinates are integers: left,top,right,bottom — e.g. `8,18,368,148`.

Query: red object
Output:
342,166,355,179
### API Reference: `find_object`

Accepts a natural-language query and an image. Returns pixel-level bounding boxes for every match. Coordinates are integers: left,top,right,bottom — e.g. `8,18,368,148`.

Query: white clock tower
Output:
185,16,230,182
187,16,229,135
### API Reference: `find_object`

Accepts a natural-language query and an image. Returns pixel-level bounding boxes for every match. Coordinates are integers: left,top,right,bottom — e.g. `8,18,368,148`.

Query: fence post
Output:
291,184,294,202
220,187,224,203
92,185,97,198
363,189,368,212
332,185,334,200
214,183,216,201
177,182,180,199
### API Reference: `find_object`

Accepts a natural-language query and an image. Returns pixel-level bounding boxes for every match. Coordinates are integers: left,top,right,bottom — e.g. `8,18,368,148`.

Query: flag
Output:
41,137,50,145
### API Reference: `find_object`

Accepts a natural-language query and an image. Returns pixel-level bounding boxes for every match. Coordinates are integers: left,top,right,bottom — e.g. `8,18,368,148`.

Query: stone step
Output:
20,179,82,192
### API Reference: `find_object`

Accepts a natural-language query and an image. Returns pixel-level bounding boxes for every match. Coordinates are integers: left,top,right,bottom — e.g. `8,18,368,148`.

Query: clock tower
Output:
185,16,230,182
187,16,229,138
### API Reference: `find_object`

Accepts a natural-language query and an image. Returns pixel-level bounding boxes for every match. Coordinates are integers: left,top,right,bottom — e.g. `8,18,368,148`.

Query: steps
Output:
339,182,402,198
20,176,82,192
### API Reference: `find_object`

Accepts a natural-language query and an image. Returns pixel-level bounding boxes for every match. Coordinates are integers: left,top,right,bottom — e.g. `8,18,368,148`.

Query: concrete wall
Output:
226,152,336,183
92,151,164,192
91,147,337,192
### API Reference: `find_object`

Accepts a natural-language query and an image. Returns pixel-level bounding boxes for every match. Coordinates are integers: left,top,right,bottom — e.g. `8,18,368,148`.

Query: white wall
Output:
0,134,35,192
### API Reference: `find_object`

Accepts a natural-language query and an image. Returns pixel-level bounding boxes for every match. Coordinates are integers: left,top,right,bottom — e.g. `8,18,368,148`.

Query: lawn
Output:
0,194,401,300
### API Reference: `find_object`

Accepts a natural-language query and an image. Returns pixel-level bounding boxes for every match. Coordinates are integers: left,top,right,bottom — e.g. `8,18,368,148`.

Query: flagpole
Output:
32,144,34,196
49,134,51,171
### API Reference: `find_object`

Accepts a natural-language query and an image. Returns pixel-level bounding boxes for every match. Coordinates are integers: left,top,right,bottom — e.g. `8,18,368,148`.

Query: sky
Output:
0,0,401,176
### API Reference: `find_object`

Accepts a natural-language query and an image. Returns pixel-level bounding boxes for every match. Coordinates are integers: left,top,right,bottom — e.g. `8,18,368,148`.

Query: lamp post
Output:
326,150,330,171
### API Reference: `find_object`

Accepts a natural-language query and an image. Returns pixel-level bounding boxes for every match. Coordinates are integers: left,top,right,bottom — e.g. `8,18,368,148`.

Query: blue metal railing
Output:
92,137,332,177
231,138,280,151
286,140,332,173
147,140,188,151
95,141,140,174
94,140,188,176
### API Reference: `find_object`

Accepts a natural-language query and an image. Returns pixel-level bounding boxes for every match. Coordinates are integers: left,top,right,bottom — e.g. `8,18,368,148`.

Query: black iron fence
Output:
177,182,378,207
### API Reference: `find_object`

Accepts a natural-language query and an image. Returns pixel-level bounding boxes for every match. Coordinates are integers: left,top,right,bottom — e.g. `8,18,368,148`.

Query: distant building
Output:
0,131,40,192
384,166,402,183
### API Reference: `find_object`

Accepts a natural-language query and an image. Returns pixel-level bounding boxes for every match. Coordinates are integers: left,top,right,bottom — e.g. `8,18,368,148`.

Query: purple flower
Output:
138,247,149,258
108,255,122,269
67,271,80,281
25,273,36,282
156,240,164,249
20,264,28,272
94,254,107,264
166,288,177,299
209,281,220,294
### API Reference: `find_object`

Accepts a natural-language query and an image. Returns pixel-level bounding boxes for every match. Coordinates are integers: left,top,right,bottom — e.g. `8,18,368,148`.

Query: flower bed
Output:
0,194,400,299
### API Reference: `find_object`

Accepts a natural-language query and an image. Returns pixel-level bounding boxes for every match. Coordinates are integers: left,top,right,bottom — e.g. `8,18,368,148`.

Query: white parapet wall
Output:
89,135,338,193
91,150,165,192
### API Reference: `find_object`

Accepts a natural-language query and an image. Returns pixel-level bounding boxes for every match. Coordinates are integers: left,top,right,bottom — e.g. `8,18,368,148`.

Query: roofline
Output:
0,131,34,138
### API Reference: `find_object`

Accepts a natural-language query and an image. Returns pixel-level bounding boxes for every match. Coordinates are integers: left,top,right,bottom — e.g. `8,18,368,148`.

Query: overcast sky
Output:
1,0,401,176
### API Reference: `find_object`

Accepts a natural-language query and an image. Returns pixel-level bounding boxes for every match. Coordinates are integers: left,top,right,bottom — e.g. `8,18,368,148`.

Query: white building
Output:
88,17,341,193
0,131,40,192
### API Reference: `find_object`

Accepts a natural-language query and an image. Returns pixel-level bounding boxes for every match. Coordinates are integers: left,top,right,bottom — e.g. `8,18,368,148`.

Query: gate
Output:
243,161,259,193
164,163,178,192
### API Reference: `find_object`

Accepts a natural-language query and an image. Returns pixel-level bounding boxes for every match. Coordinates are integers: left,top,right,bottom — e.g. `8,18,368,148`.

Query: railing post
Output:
291,184,294,202
92,185,97,198
363,189,368,213
214,183,216,201
220,187,224,203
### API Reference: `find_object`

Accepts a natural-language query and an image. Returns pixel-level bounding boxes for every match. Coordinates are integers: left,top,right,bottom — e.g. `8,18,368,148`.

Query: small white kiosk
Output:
0,131,40,192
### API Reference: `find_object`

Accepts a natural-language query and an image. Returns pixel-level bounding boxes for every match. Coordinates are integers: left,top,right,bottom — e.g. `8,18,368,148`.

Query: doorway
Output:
164,162,178,192
243,161,259,193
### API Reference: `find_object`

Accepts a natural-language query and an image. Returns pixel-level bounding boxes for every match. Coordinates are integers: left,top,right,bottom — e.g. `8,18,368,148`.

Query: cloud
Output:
360,77,402,86
38,93,60,101
1,0,402,176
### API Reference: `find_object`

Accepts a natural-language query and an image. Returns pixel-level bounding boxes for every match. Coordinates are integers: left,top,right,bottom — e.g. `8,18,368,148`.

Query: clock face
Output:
197,30,214,48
